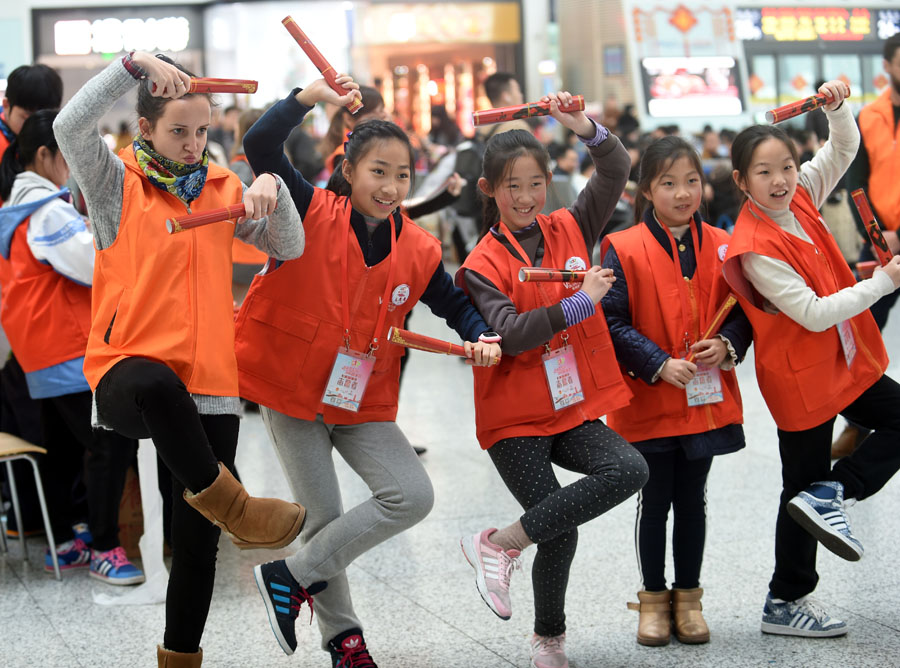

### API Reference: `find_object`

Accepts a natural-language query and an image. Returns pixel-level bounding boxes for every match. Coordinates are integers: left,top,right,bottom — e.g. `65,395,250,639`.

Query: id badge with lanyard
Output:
657,216,724,407
322,204,397,412
498,222,585,411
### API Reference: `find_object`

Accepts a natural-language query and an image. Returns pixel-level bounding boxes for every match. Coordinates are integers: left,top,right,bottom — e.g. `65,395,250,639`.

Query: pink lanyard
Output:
339,199,397,354
653,214,701,355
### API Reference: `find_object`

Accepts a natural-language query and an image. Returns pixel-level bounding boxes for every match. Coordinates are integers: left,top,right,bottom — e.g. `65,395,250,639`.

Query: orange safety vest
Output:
234,188,443,424
0,211,91,373
82,148,243,394
229,155,269,265
460,209,631,449
723,187,887,431
858,88,900,231
601,220,743,442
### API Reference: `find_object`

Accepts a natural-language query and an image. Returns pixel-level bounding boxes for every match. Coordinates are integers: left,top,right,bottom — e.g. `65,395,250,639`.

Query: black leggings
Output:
634,449,712,592
771,374,900,601
41,390,137,551
95,357,239,653
488,419,648,636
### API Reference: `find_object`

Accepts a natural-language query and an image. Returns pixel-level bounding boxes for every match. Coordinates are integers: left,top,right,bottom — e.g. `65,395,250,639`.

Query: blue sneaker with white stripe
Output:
761,593,848,637
90,547,145,585
787,480,863,561
44,537,91,573
253,559,327,655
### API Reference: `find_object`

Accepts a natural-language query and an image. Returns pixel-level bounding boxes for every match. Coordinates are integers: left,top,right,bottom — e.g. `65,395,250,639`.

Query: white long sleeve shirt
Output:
7,171,95,286
740,103,895,332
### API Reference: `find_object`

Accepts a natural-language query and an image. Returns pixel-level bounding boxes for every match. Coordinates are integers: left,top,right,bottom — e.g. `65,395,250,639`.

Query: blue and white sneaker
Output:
253,559,327,655
44,537,91,573
90,547,145,585
72,522,92,545
761,593,848,637
787,480,863,561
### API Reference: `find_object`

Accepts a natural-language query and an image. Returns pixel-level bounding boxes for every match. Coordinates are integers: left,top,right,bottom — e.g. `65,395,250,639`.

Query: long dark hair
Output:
0,109,59,201
633,135,705,224
325,119,415,199
136,55,215,130
730,125,799,201
479,129,550,236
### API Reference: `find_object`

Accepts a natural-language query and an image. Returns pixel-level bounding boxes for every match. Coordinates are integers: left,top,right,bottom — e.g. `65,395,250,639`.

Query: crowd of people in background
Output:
1,32,900,668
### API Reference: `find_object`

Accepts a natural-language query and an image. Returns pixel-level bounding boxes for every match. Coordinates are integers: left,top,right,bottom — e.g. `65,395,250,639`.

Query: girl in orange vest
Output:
0,109,143,584
722,80,900,638
600,136,751,646
232,74,500,666
457,94,649,668
54,50,307,667
318,85,389,179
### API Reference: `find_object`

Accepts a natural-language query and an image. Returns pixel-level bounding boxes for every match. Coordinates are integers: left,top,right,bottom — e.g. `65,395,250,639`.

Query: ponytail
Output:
0,109,60,201
0,140,23,201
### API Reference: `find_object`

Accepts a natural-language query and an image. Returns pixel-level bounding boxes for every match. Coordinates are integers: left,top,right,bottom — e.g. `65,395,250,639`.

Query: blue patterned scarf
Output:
132,135,208,203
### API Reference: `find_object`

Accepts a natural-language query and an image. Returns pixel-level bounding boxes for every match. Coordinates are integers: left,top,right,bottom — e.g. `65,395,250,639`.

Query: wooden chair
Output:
0,432,60,579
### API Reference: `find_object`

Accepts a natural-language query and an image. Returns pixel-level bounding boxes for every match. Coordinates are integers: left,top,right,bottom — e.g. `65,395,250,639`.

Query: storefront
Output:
32,5,206,129
737,6,900,117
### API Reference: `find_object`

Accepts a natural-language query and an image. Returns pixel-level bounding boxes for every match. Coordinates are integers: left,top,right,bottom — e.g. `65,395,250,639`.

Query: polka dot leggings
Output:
488,419,649,637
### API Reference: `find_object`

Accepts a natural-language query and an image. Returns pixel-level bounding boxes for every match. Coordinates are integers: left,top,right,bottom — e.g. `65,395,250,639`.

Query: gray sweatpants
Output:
261,408,435,648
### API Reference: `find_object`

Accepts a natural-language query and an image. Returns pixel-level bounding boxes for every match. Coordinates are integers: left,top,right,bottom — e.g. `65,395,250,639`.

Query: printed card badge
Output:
542,345,585,411
837,320,857,369
322,348,375,412
686,363,724,407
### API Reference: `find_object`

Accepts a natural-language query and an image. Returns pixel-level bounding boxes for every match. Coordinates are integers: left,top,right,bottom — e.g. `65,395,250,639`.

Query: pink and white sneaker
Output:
460,529,521,620
530,633,568,668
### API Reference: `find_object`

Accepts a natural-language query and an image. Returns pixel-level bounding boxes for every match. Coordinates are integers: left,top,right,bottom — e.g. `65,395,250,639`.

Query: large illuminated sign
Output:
54,16,190,55
736,7,900,42
640,57,744,117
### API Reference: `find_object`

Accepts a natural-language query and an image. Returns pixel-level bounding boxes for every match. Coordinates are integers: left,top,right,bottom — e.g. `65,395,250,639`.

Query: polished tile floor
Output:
2,303,900,668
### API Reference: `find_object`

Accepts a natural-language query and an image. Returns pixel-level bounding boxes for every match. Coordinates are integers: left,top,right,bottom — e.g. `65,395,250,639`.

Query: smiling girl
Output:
600,136,751,646
232,75,500,667
54,50,306,667
456,93,648,668
722,80,900,638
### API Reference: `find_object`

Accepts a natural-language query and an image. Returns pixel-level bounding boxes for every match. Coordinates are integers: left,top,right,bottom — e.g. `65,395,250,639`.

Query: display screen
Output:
641,56,744,117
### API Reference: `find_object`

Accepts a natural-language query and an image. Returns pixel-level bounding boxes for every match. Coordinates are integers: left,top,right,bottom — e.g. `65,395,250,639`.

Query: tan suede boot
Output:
183,463,304,549
672,587,710,644
627,589,672,646
157,645,202,667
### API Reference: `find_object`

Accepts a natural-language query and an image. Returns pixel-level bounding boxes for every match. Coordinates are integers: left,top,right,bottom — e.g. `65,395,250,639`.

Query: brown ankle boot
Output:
157,645,202,667
627,589,672,646
672,587,710,644
831,425,860,460
183,463,304,549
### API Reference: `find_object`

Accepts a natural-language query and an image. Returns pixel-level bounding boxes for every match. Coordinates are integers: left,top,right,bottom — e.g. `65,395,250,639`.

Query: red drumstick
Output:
685,294,738,363
765,92,839,124
387,326,466,358
851,188,894,266
473,96,585,127
166,204,245,234
856,261,878,279
152,78,259,94
518,267,586,283
282,16,363,114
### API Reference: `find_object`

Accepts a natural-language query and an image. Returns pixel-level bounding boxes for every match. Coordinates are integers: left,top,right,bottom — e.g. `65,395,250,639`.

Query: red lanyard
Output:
339,199,397,354
653,214,701,355
497,220,567,347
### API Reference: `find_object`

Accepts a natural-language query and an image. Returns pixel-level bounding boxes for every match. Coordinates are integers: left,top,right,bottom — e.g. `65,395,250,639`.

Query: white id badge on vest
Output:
686,363,724,407
837,320,857,369
322,348,375,412
542,345,585,411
